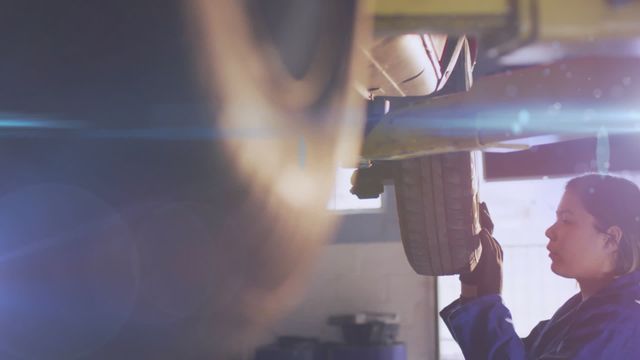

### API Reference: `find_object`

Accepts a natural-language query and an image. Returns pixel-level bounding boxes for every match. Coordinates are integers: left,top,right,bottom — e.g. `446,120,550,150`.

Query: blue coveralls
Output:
440,270,640,359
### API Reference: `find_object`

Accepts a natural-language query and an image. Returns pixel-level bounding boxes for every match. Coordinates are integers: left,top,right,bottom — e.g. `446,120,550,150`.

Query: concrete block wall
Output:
263,240,438,360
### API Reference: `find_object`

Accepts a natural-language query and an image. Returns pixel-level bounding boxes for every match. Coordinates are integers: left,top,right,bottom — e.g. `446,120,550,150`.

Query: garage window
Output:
327,167,382,211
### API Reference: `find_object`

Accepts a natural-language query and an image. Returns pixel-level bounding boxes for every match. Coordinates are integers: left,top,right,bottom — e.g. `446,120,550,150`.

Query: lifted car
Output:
355,0,640,276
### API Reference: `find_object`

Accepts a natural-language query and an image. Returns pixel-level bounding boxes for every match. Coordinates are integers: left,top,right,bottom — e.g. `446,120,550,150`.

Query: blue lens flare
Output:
390,104,640,138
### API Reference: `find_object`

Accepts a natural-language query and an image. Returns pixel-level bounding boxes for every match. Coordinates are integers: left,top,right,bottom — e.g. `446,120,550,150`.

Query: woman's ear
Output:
604,225,623,251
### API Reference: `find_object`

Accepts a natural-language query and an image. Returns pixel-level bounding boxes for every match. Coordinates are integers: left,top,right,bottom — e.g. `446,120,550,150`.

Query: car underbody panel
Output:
362,57,640,160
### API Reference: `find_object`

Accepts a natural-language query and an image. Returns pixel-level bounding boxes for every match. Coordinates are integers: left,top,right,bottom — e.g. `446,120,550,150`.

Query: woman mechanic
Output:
441,174,640,359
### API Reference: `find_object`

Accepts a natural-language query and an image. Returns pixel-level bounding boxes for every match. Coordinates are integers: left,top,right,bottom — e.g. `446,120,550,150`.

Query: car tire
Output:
186,0,369,357
394,152,482,275
0,0,368,359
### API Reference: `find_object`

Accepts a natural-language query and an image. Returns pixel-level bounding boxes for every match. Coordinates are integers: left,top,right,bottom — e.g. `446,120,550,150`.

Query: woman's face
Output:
545,190,616,280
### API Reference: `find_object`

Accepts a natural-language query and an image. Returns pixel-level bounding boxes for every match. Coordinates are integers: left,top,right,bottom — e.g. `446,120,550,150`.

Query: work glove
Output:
459,202,503,298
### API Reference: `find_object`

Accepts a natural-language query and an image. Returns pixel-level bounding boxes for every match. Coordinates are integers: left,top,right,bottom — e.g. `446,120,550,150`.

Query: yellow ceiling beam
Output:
373,0,510,17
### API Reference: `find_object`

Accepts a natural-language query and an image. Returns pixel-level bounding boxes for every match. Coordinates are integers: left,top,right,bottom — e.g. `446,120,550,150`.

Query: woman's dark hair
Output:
566,174,640,275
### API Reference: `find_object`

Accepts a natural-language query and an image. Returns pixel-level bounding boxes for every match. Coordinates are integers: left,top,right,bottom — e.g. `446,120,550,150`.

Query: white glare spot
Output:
623,77,632,86
552,102,562,111
635,299,640,305
593,88,603,99
505,317,514,324
518,110,530,124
